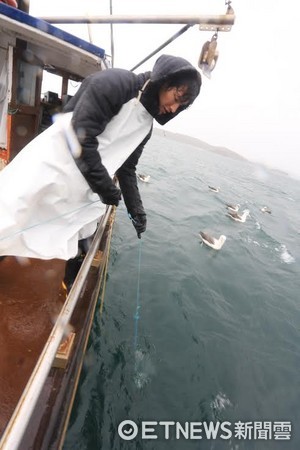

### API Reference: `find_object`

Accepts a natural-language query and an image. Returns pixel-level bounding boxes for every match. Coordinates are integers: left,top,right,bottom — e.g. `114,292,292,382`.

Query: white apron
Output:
0,98,153,259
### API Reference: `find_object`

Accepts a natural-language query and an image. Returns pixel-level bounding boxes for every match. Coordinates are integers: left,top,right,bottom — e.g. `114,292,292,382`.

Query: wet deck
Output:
0,256,66,434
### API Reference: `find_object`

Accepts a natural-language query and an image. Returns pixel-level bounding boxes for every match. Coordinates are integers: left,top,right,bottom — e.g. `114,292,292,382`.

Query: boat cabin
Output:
0,2,106,166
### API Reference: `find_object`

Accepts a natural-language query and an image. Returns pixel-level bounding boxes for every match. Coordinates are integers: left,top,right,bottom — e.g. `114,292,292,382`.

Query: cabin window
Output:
41,71,61,101
16,60,40,106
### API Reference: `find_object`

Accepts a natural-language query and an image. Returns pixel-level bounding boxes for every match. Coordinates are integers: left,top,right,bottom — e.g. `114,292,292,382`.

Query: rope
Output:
133,238,142,352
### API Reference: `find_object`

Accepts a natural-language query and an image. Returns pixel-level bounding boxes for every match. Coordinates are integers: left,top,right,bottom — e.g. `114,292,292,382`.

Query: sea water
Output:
64,133,300,450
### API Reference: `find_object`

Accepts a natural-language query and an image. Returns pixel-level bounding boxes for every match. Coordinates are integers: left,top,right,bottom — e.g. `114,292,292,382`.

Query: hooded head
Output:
141,54,201,125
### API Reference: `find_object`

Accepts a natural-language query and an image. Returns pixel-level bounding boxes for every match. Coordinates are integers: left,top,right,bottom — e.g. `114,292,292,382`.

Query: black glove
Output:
100,186,122,206
131,213,147,239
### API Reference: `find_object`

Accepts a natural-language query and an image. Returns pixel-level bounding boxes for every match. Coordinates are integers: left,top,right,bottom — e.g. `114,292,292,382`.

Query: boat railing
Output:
0,205,113,450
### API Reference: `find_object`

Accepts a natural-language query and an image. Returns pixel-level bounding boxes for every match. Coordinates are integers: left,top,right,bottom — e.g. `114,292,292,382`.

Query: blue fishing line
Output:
133,238,142,352
0,199,101,242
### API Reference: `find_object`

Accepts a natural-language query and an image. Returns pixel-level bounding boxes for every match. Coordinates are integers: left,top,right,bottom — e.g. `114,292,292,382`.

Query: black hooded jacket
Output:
63,54,200,217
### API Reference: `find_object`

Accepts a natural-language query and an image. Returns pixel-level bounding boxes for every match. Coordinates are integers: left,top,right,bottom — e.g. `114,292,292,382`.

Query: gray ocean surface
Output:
64,133,300,450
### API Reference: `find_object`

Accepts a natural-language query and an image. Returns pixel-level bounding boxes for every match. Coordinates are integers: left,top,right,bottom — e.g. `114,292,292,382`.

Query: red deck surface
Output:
0,256,66,434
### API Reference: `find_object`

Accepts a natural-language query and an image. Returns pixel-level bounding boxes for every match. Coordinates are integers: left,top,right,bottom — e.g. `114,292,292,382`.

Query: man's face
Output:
158,85,189,115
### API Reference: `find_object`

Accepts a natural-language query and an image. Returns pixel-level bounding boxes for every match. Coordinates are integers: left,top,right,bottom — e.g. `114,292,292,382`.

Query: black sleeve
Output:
69,69,139,198
116,128,152,216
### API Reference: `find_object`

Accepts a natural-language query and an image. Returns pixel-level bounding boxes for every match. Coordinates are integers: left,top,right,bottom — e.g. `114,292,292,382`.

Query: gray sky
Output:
30,0,300,179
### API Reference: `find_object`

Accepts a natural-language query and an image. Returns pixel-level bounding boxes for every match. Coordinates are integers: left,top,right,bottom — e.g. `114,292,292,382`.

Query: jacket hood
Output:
150,54,198,83
140,54,201,125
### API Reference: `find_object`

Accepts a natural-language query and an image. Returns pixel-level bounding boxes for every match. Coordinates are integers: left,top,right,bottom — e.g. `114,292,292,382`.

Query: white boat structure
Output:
0,2,235,448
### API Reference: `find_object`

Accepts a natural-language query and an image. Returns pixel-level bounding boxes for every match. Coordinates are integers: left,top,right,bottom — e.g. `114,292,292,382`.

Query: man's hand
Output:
100,186,122,206
131,213,147,238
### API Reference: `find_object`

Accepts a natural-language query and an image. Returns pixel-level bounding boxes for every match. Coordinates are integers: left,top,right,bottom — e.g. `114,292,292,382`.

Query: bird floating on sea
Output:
208,186,220,193
199,231,226,250
260,206,272,214
137,174,150,183
227,209,250,223
226,203,240,213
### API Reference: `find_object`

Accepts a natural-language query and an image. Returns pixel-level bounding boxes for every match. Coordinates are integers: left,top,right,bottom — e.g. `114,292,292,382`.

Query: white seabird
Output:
260,206,272,214
227,209,250,223
199,231,226,250
137,174,150,183
226,203,240,213
208,186,220,193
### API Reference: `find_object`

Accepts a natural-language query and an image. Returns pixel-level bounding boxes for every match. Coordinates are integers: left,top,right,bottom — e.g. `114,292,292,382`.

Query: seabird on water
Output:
208,186,220,193
137,174,150,183
199,231,226,250
226,203,240,213
260,206,272,214
227,209,250,223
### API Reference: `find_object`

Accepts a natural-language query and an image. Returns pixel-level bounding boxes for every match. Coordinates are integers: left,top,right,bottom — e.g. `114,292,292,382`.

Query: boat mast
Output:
109,0,114,67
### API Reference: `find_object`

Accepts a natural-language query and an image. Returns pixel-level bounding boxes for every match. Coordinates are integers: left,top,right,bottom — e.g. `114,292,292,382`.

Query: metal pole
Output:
130,24,192,72
109,0,114,67
39,14,235,29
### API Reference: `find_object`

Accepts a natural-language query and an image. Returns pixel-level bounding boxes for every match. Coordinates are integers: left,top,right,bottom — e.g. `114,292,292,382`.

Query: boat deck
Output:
0,208,114,449
0,256,66,434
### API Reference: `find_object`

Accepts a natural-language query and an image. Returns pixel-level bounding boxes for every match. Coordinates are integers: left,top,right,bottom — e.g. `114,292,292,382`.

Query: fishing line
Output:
0,199,102,243
131,236,155,389
99,207,117,316
133,238,142,354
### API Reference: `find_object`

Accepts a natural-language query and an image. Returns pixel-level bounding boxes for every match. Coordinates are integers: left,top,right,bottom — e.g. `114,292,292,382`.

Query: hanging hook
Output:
225,0,235,16
198,32,219,79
